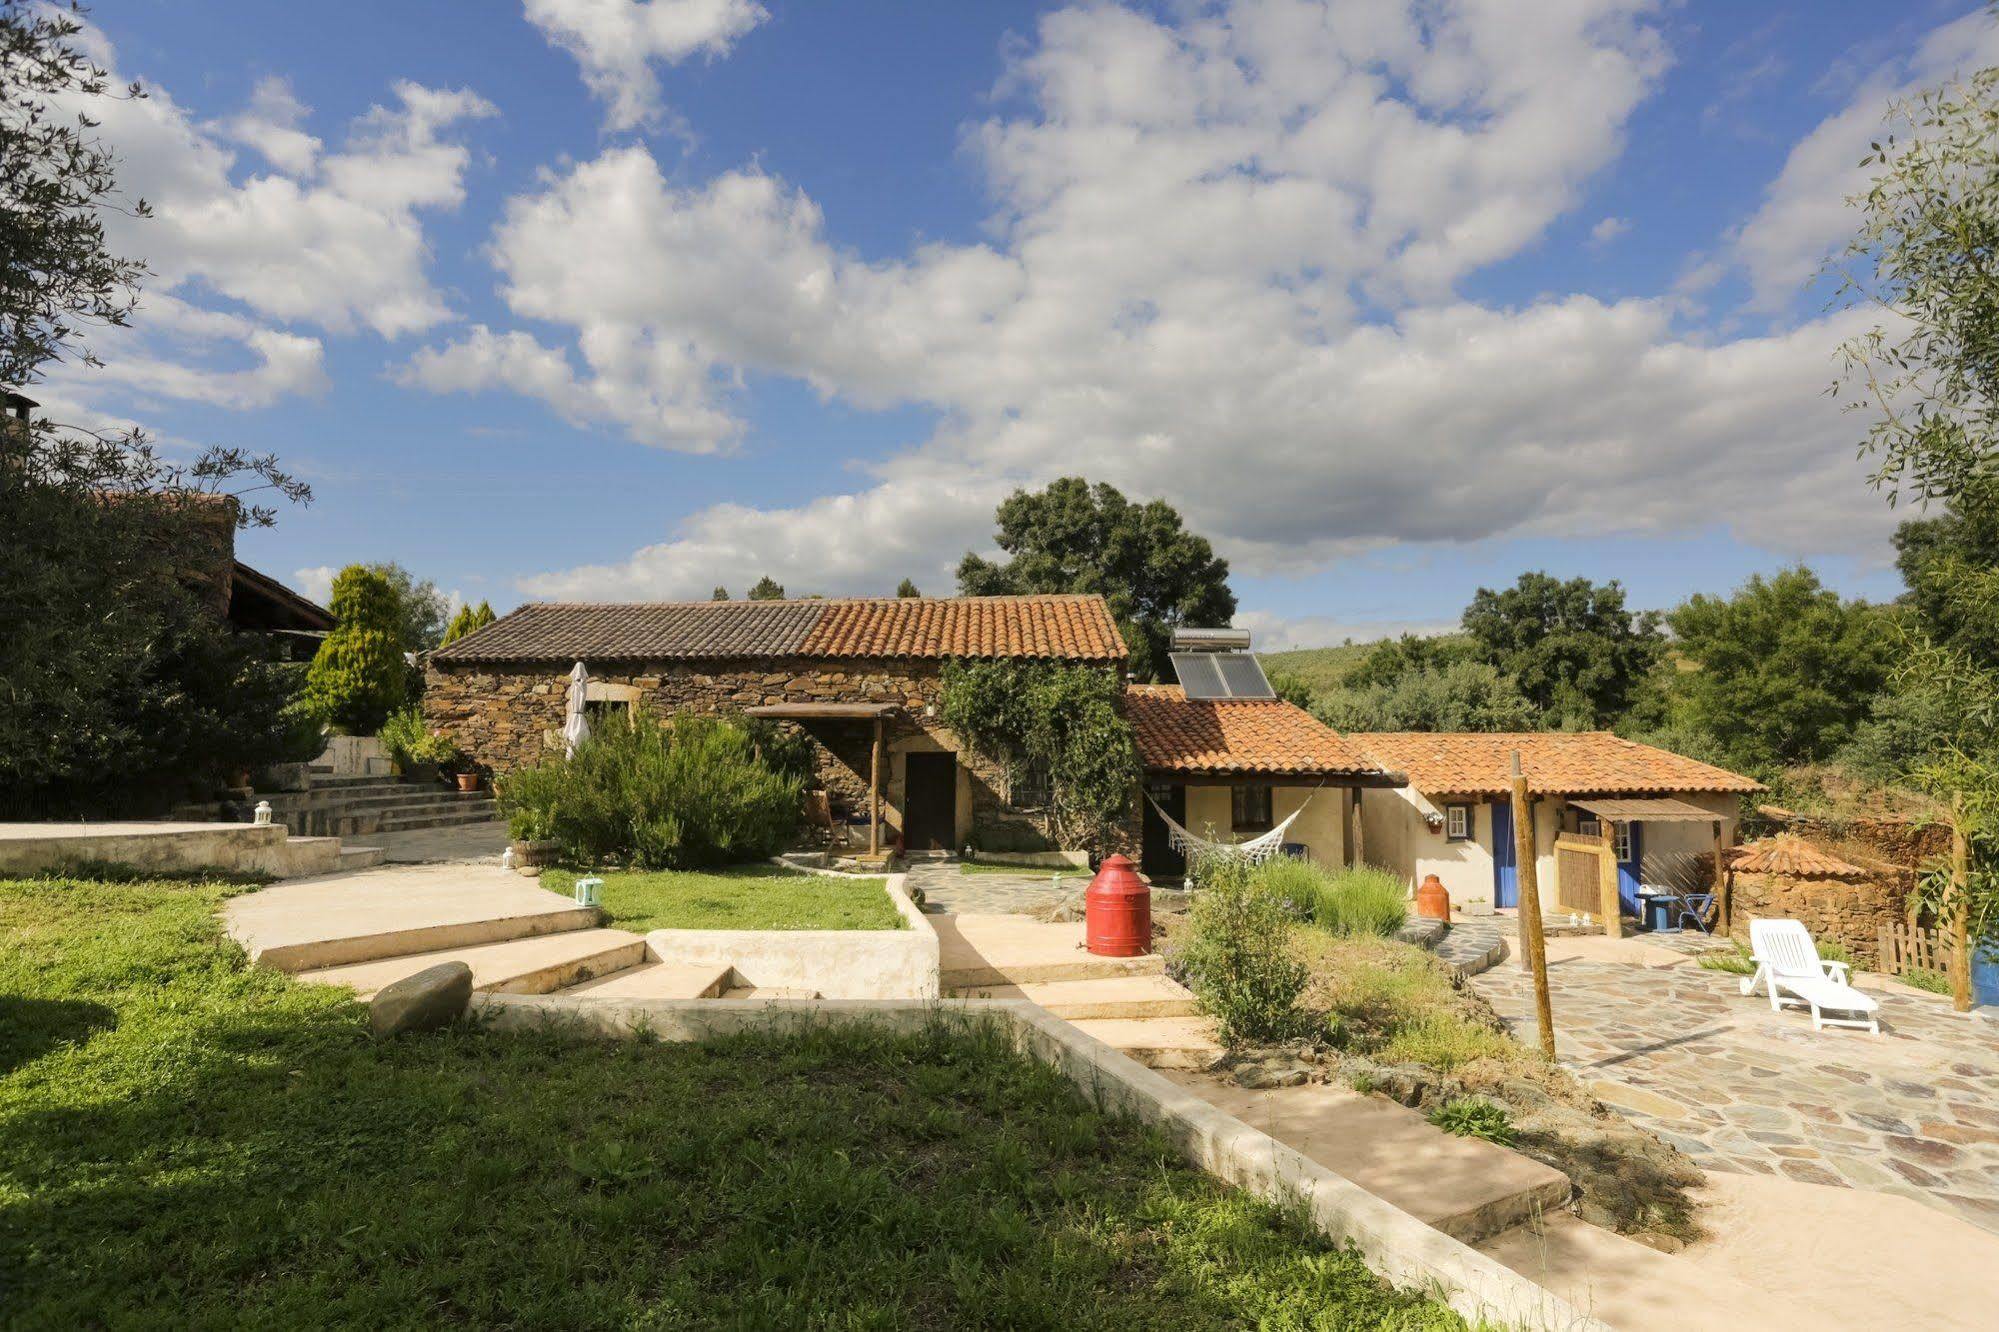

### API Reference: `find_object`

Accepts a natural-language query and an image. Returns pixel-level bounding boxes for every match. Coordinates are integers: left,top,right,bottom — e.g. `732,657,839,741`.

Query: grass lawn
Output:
541,863,903,932
0,871,1462,1328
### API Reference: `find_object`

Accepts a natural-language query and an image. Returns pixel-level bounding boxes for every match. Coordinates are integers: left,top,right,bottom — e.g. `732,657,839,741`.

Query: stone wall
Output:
1760,810,1950,870
1726,870,1914,969
425,656,1135,855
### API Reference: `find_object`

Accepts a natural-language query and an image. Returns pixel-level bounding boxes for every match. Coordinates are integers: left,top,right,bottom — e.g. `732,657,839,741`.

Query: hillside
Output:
1259,634,1475,695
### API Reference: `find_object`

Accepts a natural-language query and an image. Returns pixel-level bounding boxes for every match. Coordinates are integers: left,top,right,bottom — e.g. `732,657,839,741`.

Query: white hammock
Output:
1146,793,1308,866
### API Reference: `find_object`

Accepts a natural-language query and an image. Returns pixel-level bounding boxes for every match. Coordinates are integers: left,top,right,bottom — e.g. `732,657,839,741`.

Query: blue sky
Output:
42,0,1992,646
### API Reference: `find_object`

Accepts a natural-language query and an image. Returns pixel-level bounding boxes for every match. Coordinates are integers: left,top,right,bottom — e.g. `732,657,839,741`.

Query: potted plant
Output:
506,807,558,869
454,768,482,793
379,708,456,784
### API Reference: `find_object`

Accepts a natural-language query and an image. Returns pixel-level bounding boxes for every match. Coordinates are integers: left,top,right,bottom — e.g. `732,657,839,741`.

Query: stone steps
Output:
722,984,820,1000
338,845,388,871
297,928,649,1000
1066,1015,1224,1070
935,914,1165,988
561,960,735,1000
953,973,1199,1019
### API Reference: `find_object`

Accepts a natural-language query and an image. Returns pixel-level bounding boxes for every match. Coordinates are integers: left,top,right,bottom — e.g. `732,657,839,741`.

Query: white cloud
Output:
32,24,494,420
1734,11,1999,309
1589,216,1630,245
1236,610,1459,654
293,565,338,605
403,0,1910,602
524,0,768,131
210,76,321,175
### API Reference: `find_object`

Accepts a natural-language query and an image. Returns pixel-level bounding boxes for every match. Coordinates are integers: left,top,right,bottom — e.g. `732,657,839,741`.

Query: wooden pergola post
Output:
1510,752,1556,1059
869,716,884,857
1713,820,1730,934
1952,795,1973,1014
1596,823,1622,940
1348,788,1365,867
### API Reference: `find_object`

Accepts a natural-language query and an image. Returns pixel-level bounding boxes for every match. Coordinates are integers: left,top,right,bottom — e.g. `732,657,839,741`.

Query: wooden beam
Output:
869,717,883,857
1510,752,1556,1060
1952,796,1973,1014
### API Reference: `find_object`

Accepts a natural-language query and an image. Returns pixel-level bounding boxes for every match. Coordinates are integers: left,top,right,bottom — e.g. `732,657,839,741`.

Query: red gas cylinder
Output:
1085,854,1151,957
1415,873,1451,921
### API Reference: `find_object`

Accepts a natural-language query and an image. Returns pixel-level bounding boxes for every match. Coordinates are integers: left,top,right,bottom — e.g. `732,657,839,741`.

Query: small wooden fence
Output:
1877,922,1959,979
1552,832,1622,937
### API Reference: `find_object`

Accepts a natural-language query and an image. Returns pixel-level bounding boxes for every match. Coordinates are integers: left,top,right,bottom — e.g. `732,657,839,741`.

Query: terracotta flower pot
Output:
510,838,558,868
455,771,481,792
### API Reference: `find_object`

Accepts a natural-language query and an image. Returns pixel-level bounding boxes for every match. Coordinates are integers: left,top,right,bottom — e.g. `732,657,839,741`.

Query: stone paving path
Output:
905,862,1081,915
1469,954,1999,1234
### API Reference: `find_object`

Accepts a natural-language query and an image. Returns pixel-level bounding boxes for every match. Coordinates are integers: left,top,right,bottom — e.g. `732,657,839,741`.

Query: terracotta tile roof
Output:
432,594,1126,665
798,594,1125,660
1348,731,1764,797
1726,836,1867,878
1126,684,1382,777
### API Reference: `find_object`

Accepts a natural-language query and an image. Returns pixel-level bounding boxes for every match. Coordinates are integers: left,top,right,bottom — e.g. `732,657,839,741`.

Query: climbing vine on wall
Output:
937,659,1138,853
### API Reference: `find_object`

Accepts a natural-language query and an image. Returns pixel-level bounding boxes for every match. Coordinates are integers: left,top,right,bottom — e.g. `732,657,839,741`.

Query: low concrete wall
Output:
0,822,342,879
644,873,940,1000
316,735,391,777
966,849,1089,870
473,993,1599,1331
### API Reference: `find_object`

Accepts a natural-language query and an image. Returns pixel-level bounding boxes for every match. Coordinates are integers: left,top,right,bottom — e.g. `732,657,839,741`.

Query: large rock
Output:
369,962,473,1038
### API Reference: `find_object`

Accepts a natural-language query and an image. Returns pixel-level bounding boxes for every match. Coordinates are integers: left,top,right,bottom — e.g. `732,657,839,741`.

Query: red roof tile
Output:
1726,836,1867,878
1349,731,1764,797
1126,684,1381,777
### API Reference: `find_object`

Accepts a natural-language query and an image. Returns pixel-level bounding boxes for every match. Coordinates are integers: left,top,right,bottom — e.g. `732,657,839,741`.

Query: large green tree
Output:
746,575,785,601
1834,56,1999,946
0,3,316,814
957,477,1235,681
1666,568,1897,774
366,562,451,654
1460,572,1662,728
1892,476,1999,670
440,599,495,647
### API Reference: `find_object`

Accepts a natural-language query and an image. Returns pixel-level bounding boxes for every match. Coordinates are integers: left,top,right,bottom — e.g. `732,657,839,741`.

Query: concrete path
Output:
907,862,1079,915
1469,946,1999,1234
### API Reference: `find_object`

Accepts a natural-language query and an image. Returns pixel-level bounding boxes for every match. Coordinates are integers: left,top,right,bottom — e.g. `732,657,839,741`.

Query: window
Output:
1444,804,1472,841
1580,815,1630,860
1232,784,1274,833
1010,760,1053,811
583,698,630,725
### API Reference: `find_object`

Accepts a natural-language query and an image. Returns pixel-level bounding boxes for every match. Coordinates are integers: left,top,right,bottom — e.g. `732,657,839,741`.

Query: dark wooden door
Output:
903,752,958,851
1142,781,1186,880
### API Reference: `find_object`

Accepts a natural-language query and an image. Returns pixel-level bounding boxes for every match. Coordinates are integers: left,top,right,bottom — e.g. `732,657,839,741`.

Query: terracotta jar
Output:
1414,873,1451,921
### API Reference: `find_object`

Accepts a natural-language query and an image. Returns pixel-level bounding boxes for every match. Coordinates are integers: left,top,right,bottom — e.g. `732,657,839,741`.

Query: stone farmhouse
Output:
426,593,1763,902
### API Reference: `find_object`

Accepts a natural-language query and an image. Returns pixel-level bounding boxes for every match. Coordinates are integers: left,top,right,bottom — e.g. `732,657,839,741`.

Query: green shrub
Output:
1177,855,1311,1048
302,567,407,733
377,707,457,772
497,710,802,870
1899,965,1953,994
1427,1097,1515,1146
1253,859,1407,937
1696,942,1756,975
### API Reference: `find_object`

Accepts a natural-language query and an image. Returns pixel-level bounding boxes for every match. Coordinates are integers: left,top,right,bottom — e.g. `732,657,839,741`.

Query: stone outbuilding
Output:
1723,835,1912,968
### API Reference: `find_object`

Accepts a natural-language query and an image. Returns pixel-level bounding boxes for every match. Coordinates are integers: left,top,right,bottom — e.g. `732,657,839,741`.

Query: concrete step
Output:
1067,1016,1224,1070
562,960,734,999
229,867,603,972
298,928,648,1000
935,913,1166,988
344,807,502,836
1167,1071,1573,1246
953,973,1199,1019
337,844,387,871
722,984,819,1000
268,789,494,814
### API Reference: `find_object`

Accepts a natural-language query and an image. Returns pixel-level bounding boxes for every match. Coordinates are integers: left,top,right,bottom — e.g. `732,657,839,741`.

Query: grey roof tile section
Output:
432,601,826,664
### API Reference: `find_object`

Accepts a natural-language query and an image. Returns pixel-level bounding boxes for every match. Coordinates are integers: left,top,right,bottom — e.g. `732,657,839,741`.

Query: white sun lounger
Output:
1740,918,1880,1034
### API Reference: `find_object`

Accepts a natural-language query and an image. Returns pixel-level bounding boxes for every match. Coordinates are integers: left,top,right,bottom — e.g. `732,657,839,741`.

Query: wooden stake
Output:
1952,795,1973,1014
1511,753,1556,1059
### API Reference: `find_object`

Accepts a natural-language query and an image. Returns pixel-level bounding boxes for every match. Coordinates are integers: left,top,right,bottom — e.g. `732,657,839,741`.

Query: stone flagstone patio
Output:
1469,951,1999,1235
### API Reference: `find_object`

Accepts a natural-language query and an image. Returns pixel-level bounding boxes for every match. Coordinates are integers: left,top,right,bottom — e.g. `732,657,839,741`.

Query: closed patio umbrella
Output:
563,660,590,756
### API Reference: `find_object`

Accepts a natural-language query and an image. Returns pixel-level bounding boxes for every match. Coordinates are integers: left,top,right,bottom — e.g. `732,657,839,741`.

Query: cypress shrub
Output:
303,566,408,733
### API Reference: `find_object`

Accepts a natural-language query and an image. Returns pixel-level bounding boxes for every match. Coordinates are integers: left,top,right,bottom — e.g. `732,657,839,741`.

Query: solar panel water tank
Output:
1171,627,1252,653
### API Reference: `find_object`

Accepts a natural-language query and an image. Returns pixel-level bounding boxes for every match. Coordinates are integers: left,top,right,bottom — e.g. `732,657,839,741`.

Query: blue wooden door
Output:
1617,822,1643,915
1491,801,1517,908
